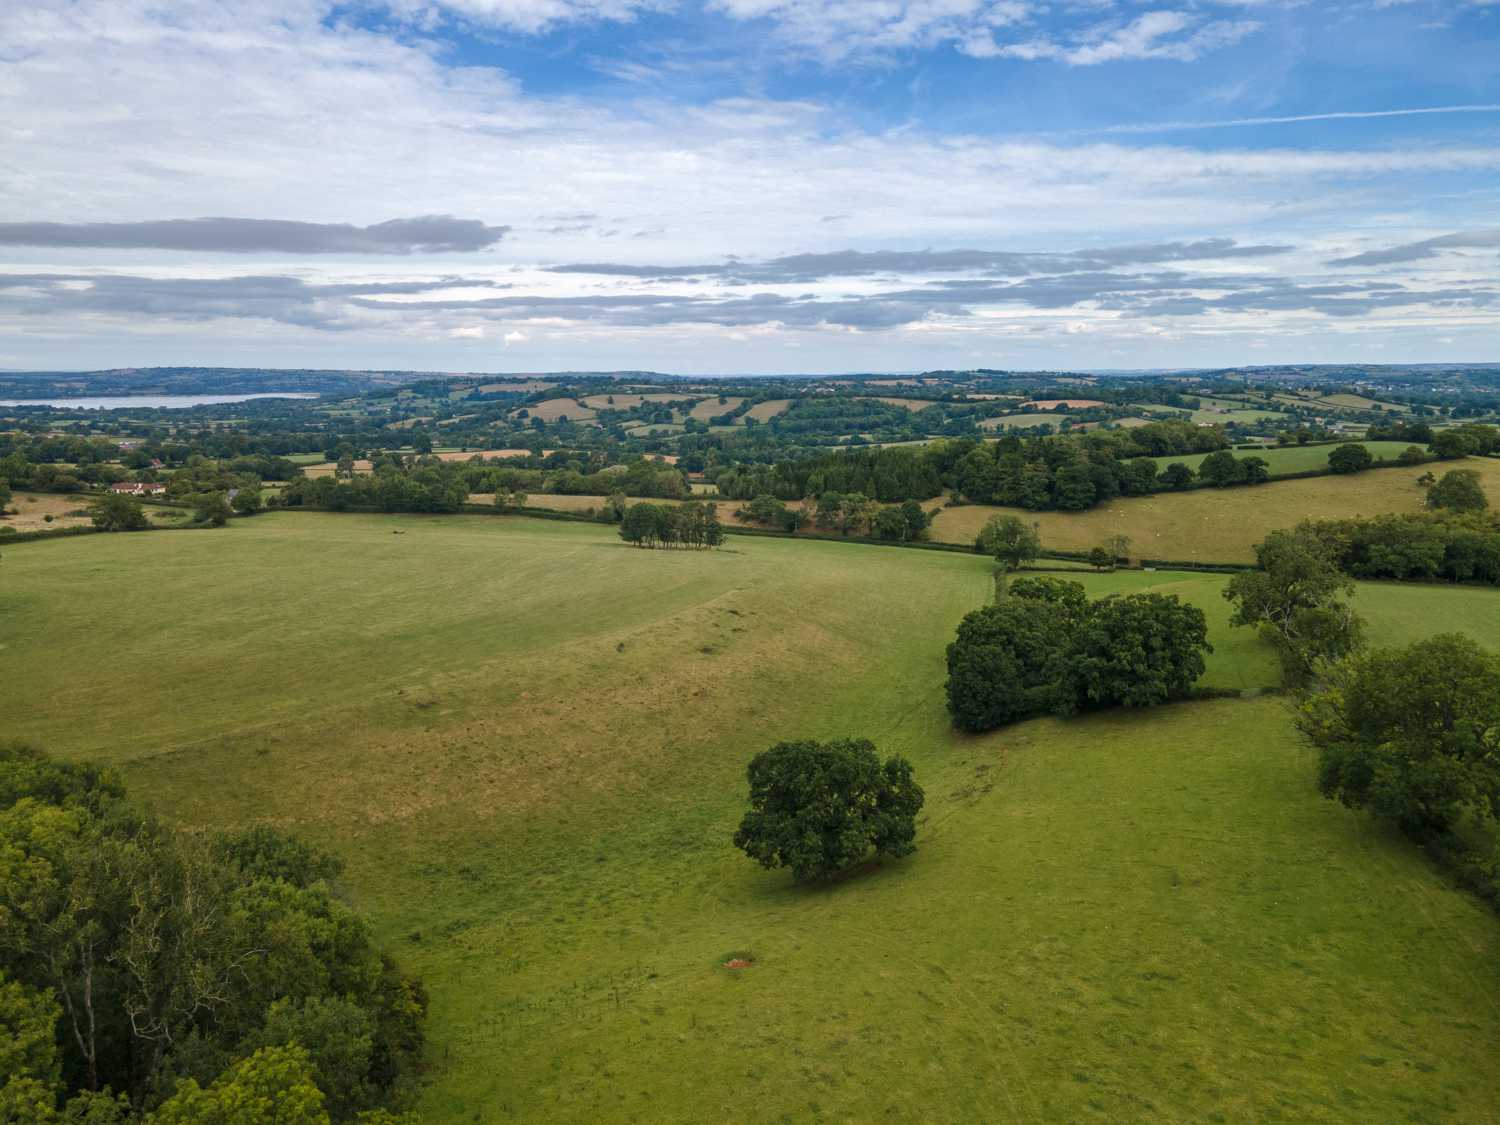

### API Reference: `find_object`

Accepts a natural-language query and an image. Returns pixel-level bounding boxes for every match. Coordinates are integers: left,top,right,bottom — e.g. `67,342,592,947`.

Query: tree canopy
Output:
732,740,924,882
0,743,425,1121
1427,469,1488,513
945,578,1211,731
1298,634,1500,840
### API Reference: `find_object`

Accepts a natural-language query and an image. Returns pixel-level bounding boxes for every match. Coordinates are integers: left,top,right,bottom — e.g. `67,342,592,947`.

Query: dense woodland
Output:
0,745,423,1122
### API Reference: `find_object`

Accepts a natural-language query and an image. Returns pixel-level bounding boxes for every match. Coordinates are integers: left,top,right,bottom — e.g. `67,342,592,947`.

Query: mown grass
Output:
929,456,1500,563
3,514,1499,1121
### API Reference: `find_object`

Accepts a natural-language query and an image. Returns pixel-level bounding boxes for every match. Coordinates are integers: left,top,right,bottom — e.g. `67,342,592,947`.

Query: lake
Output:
0,393,319,409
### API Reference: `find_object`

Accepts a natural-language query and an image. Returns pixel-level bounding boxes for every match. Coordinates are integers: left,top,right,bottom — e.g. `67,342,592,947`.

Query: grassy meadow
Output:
4,514,1500,1121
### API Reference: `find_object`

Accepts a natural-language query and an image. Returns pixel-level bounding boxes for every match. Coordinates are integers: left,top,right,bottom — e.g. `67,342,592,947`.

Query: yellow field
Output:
859,396,938,411
979,413,1061,430
743,398,793,422
688,396,745,421
580,393,699,410
928,458,1500,562
514,397,598,422
477,380,556,393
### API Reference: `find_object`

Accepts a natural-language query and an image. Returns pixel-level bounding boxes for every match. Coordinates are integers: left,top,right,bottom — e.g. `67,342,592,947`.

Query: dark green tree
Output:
1398,445,1427,466
1070,594,1210,708
732,740,924,881
1198,450,1243,487
1240,456,1270,485
90,493,148,532
1159,462,1194,490
1328,443,1373,474
945,598,1075,731
1297,634,1500,838
975,514,1040,570
1426,469,1488,513
191,492,232,527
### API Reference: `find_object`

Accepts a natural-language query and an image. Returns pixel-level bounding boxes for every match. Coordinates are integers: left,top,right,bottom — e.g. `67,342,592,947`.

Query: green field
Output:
1151,441,1416,475
4,514,1500,1121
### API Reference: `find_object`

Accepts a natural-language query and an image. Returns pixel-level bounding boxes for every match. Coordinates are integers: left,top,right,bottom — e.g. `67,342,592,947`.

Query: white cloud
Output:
0,0,1496,370
374,0,665,33
707,0,1034,59
984,10,1261,65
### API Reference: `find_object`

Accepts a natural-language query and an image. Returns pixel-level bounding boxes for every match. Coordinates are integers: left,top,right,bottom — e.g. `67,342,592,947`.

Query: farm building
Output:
109,481,167,495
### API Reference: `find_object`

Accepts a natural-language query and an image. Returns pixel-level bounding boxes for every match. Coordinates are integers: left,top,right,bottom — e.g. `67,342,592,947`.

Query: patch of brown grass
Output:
1,492,94,531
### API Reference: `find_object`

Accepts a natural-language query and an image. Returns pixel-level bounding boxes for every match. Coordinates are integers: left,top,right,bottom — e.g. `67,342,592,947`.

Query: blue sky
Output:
1,0,1497,372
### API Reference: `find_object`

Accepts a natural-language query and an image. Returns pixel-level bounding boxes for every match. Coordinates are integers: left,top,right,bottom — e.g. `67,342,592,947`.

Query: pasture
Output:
1149,440,1416,475
743,398,793,422
4,514,1500,1121
516,397,598,423
979,413,1064,430
929,457,1500,563
687,396,745,422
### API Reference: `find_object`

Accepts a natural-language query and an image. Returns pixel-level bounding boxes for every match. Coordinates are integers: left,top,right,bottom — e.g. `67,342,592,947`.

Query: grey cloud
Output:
0,274,511,330
1328,228,1500,267
2,268,1491,334
544,238,1291,283
0,216,511,254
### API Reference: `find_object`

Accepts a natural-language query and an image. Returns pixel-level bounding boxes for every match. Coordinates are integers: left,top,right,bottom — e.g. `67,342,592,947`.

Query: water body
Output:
0,393,319,409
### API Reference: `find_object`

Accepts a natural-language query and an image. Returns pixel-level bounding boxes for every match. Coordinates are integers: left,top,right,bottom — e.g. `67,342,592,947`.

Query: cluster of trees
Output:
1298,635,1500,908
711,421,1238,513
732,494,932,541
281,468,470,515
617,501,724,549
732,740,924,882
714,445,945,504
0,743,424,1122
1429,423,1500,459
945,577,1212,731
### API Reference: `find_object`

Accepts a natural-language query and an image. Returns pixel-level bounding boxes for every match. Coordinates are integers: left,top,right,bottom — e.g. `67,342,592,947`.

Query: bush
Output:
732,739,924,881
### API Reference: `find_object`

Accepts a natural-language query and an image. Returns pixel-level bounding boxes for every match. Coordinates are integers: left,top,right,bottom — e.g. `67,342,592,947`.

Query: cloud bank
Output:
0,217,510,255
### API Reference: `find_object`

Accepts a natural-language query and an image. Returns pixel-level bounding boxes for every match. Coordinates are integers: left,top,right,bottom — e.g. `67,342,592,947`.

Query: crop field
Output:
580,393,698,410
5,514,1500,1121
979,413,1063,430
1150,440,1417,475
743,398,793,422
687,396,745,421
516,397,598,422
859,396,938,411
929,457,1500,563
